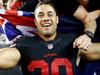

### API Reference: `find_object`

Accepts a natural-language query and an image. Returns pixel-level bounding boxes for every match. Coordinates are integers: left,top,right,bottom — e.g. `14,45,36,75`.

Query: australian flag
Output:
0,9,37,44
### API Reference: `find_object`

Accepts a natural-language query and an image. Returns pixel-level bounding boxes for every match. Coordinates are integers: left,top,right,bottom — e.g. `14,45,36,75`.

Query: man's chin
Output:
44,33,53,37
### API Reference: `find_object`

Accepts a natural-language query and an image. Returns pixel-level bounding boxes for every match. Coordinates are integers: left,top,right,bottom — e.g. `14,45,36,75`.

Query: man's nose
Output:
43,15,50,21
43,18,50,22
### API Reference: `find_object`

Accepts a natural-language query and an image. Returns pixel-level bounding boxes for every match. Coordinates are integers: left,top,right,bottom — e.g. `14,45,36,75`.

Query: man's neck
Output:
38,32,57,41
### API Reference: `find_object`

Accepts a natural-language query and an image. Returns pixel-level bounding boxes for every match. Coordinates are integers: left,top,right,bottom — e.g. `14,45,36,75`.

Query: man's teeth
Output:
43,24,51,27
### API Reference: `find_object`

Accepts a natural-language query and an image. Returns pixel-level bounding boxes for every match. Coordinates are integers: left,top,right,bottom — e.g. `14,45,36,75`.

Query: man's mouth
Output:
42,23,51,27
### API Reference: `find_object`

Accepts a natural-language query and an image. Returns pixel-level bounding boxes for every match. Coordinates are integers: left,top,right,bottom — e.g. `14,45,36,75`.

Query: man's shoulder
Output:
60,33,78,38
16,36,39,45
59,33,78,43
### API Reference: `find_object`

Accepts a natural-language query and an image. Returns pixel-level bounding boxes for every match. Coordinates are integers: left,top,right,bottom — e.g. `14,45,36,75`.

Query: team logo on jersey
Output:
47,44,53,49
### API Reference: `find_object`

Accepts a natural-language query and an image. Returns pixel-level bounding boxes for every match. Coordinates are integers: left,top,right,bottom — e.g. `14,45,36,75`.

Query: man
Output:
15,0,79,75
75,1,100,75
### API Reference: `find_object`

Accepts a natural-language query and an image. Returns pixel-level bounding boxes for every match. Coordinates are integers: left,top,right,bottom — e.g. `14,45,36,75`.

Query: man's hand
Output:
10,35,22,47
85,10,100,23
78,43,100,60
73,34,92,50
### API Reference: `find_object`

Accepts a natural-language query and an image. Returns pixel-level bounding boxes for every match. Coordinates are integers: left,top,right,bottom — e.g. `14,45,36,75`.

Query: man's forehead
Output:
37,11,55,14
35,4,55,13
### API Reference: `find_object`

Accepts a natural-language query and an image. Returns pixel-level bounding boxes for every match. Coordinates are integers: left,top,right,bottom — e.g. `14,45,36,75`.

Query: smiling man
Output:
15,0,79,75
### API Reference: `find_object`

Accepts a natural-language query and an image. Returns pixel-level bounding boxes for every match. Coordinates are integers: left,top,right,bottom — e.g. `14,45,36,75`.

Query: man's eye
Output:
48,13,53,17
38,14,43,17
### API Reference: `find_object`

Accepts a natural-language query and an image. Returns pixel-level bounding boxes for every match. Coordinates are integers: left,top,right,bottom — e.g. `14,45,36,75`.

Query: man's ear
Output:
34,18,37,26
56,16,59,24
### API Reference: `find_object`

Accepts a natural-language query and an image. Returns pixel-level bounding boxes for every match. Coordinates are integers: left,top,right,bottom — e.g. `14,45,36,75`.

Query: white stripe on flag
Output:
16,25,37,36
1,18,10,44
0,9,5,14
18,11,23,16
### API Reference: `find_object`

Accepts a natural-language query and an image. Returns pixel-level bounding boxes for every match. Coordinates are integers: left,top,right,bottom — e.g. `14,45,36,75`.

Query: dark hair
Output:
38,0,51,4
34,0,57,15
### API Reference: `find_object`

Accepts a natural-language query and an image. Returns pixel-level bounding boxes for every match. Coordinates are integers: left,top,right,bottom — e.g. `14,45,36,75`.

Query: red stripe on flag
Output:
5,10,18,16
0,14,36,27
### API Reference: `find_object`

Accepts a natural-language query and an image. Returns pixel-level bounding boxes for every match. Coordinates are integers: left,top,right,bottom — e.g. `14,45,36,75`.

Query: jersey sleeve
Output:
15,36,27,53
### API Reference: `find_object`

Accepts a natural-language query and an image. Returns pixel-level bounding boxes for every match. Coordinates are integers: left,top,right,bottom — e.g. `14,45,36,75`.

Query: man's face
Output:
34,4,58,36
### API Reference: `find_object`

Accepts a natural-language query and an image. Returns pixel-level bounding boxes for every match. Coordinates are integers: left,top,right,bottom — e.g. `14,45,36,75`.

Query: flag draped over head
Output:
0,9,37,44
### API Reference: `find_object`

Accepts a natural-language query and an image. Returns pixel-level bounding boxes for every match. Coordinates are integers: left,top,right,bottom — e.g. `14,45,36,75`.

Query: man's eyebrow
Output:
38,12,43,14
48,11,54,13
